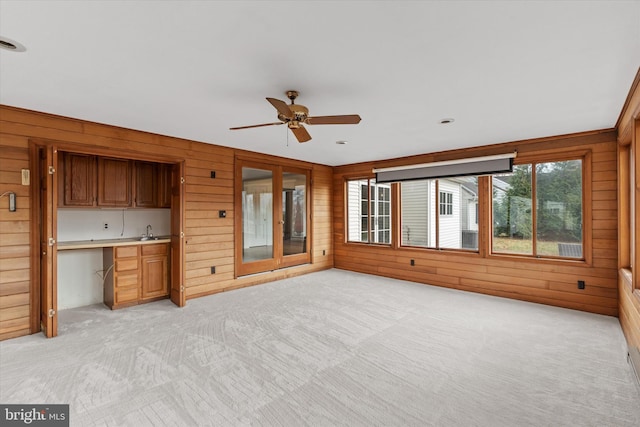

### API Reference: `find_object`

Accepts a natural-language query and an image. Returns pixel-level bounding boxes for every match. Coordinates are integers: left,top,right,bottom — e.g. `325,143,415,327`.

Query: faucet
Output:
146,224,153,238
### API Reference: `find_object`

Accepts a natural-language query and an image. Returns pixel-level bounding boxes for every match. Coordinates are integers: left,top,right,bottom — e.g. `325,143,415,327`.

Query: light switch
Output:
21,169,30,185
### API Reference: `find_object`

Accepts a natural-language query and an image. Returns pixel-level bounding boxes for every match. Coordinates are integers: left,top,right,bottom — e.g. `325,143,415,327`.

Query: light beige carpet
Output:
1,269,639,426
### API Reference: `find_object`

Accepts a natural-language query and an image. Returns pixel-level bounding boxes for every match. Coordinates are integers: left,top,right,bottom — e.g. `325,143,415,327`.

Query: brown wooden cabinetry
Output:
157,163,172,208
103,242,169,309
98,157,132,207
60,152,96,206
141,243,169,300
104,245,140,309
59,152,171,208
134,161,158,207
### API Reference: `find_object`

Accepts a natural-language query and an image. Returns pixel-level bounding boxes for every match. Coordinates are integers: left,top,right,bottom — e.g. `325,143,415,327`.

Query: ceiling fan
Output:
230,90,361,143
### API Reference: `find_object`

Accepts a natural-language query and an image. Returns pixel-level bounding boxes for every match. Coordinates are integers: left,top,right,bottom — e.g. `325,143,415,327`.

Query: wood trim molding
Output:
619,144,631,269
28,142,40,333
29,137,185,164
617,67,640,145
335,129,616,174
634,120,640,291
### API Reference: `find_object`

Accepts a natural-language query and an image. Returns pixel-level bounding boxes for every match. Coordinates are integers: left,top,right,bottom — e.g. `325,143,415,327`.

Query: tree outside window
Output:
492,159,583,258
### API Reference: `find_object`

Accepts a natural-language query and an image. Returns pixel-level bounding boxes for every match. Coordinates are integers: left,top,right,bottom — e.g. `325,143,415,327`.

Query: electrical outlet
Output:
578,280,585,290
104,223,108,229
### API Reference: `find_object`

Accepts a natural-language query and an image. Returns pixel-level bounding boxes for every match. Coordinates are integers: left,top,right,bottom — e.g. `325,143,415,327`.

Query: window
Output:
492,159,583,259
439,191,453,215
347,178,391,244
400,177,478,250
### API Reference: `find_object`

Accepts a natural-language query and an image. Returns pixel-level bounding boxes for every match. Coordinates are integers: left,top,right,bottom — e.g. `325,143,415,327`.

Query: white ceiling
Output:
1,1,638,166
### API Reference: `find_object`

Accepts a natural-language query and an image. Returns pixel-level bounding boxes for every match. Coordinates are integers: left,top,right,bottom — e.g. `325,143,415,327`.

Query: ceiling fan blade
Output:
291,124,312,143
306,114,362,125
266,97,293,119
230,122,283,130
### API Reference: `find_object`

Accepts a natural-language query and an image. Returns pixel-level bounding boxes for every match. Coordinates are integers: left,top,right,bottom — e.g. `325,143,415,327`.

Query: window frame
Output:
633,137,638,291
489,150,591,263
398,176,480,252
345,177,392,245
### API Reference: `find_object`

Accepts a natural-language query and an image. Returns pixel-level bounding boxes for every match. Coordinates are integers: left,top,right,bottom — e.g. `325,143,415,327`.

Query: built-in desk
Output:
57,236,171,251
57,237,171,310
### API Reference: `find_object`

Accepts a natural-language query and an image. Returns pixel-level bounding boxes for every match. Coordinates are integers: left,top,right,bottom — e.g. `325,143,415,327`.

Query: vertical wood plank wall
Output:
617,69,640,350
0,105,334,340
333,131,620,316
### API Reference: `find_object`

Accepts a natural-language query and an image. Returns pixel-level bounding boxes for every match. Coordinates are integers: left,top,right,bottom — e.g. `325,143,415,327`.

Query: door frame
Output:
29,139,187,337
30,144,58,337
279,165,312,269
170,161,186,307
234,158,311,277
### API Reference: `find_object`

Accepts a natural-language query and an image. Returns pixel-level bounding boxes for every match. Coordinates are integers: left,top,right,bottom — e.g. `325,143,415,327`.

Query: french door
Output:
235,159,311,276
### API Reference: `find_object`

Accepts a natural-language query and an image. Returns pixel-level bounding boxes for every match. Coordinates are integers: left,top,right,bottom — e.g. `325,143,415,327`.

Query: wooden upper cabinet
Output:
97,157,132,207
157,163,172,208
134,161,158,208
58,152,170,208
60,152,96,207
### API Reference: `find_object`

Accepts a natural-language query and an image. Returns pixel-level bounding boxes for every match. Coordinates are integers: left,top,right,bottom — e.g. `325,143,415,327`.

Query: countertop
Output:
57,236,171,251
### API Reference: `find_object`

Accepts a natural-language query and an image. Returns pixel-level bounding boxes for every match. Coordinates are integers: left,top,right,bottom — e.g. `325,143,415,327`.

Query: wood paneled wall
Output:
0,137,30,340
617,68,640,350
0,105,333,340
333,130,619,316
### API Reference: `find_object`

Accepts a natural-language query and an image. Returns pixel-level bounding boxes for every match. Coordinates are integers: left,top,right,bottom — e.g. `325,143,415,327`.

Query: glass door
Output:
235,160,310,276
280,169,310,268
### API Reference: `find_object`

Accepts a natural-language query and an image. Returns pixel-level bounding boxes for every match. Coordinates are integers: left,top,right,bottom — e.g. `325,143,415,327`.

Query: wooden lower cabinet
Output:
103,243,169,309
141,244,169,300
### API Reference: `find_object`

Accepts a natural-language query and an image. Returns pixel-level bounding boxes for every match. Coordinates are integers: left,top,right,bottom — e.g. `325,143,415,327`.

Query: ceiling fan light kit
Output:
230,90,361,143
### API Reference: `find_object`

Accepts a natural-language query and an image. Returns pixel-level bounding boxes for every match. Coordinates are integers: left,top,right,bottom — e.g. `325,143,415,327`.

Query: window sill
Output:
398,245,481,255
345,241,392,247
488,252,589,266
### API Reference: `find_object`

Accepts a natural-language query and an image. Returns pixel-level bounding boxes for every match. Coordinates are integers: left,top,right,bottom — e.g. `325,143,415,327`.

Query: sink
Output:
139,236,160,241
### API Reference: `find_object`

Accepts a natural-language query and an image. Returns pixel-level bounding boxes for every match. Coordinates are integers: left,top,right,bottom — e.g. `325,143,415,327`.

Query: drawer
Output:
115,286,138,304
116,246,138,258
116,258,138,272
115,273,138,288
142,243,168,256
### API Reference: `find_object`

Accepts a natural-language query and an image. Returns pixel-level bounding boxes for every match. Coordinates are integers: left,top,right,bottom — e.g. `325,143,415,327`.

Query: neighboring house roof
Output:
492,177,510,194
